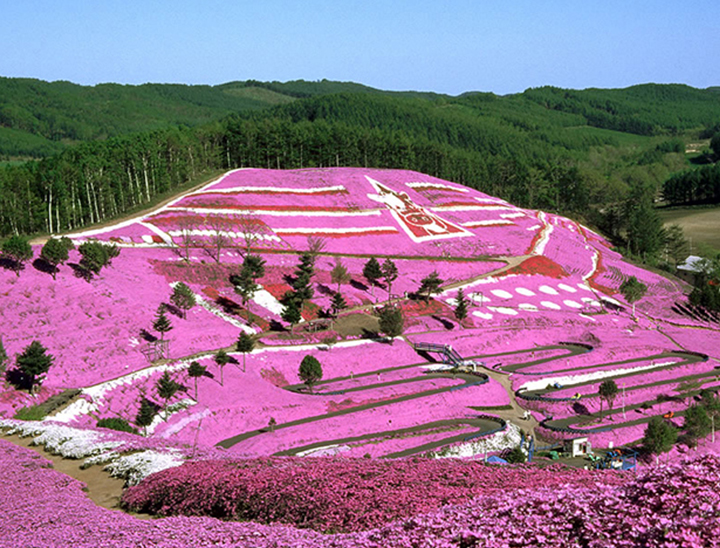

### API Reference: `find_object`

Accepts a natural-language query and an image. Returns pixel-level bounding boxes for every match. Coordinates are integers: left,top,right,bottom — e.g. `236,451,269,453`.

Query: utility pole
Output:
622,383,626,420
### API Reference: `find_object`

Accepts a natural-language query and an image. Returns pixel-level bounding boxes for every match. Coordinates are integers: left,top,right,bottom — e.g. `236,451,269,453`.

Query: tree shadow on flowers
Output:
5,368,32,391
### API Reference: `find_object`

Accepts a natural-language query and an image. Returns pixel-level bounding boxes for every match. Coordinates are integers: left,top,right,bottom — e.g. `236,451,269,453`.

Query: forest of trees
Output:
0,78,719,260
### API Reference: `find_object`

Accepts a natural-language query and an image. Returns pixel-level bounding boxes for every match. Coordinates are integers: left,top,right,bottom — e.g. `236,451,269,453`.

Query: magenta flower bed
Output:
121,456,628,533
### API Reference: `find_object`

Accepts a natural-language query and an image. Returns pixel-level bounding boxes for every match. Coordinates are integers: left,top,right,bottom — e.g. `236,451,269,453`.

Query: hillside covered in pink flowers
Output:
1,168,719,547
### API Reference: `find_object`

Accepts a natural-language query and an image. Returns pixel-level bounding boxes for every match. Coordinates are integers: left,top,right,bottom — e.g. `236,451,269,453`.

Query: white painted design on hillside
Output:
168,206,382,217
189,185,346,195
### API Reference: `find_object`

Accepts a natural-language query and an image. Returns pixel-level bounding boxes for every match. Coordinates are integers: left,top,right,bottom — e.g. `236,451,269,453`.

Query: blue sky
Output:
2,1,718,95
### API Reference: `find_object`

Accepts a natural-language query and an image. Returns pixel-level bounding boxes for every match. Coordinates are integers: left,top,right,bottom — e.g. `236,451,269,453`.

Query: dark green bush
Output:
97,417,138,434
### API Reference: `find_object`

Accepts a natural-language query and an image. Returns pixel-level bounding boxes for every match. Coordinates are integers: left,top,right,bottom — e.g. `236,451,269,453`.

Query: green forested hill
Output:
1,76,719,261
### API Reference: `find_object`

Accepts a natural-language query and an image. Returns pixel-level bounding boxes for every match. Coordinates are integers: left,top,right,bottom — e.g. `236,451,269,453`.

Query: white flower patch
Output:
532,211,554,255
1,421,122,459
430,205,512,212
473,311,494,320
577,283,593,291
582,250,600,281
253,287,285,316
527,225,541,231
192,185,347,194
518,303,538,312
563,300,583,309
432,422,522,459
273,226,397,236
139,221,174,245
158,409,211,438
104,449,184,486
488,306,518,316
490,289,513,299
499,212,525,219
461,220,514,228
601,296,622,307
538,285,558,295
170,206,381,218
558,283,577,293
581,297,602,307
518,361,678,392
515,287,535,297
540,301,561,310
49,398,98,423
406,181,469,193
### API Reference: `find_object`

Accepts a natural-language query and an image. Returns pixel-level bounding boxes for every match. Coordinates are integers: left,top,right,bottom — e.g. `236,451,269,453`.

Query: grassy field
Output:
659,206,720,252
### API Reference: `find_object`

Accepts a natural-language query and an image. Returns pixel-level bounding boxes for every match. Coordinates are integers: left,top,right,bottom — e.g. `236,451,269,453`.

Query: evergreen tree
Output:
299,355,322,392
0,336,7,375
684,403,712,447
170,282,196,318
16,340,53,394
156,371,181,419
418,271,444,302
135,398,158,436
281,297,302,332
1,235,32,276
378,305,405,343
214,349,229,386
153,307,173,341
643,416,677,456
236,332,255,372
230,266,258,309
40,236,74,280
330,257,351,292
598,380,619,418
454,287,469,326
187,361,206,400
663,225,689,266
330,292,347,317
363,257,383,298
381,258,399,301
619,276,647,318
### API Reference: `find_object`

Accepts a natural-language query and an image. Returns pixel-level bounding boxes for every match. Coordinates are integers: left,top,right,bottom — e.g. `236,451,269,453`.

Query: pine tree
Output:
187,361,206,400
156,371,181,419
281,296,302,332
170,282,196,318
454,287,469,326
16,340,53,394
153,307,173,341
330,257,351,292
214,349,229,386
418,271,444,303
381,258,399,301
236,332,255,372
135,398,158,436
299,355,322,392
330,292,347,317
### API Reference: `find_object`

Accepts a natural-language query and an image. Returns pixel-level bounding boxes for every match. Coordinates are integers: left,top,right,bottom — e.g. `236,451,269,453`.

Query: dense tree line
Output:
662,163,720,205
0,125,224,235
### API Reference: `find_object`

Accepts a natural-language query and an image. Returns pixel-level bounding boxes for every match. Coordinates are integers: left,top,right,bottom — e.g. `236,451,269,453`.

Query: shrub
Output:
13,405,47,421
97,417,138,434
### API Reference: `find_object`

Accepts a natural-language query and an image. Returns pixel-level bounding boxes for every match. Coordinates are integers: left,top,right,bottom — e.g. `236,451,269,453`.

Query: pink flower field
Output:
2,167,720,546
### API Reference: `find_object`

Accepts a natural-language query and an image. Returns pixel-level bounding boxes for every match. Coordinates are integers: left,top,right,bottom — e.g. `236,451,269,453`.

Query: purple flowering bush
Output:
4,438,720,547
122,457,628,533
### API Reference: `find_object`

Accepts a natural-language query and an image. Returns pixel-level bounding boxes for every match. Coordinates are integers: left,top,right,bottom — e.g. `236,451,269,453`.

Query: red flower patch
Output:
505,256,568,279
